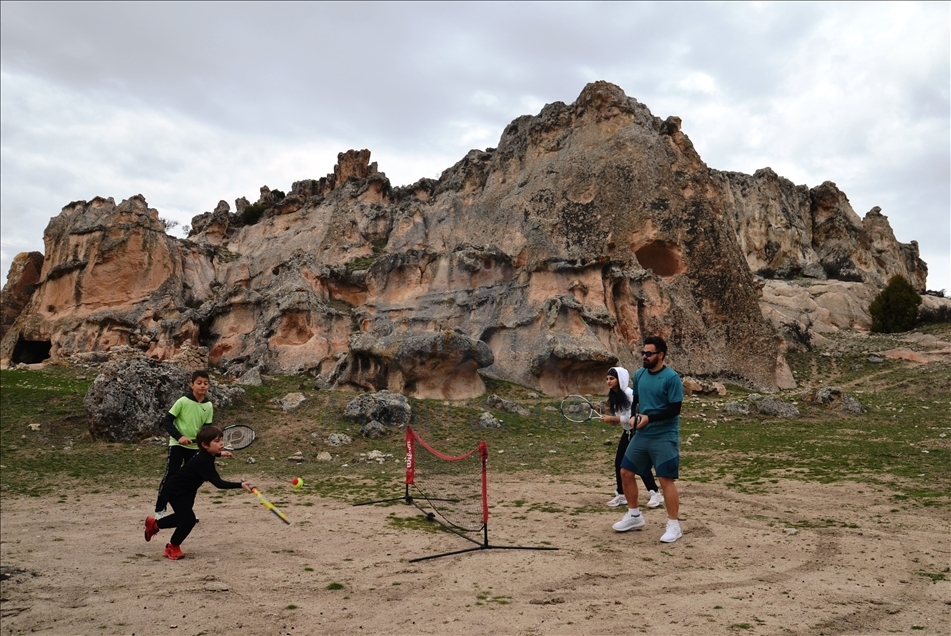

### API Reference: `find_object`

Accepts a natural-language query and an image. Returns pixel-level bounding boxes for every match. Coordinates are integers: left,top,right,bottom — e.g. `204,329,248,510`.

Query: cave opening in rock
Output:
634,241,684,277
12,336,52,364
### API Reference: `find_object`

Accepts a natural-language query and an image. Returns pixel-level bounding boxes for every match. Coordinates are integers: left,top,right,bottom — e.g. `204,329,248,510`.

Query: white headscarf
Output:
610,366,634,430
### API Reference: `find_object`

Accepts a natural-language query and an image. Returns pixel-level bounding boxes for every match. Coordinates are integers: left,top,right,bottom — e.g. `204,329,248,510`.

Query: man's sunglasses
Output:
641,350,659,357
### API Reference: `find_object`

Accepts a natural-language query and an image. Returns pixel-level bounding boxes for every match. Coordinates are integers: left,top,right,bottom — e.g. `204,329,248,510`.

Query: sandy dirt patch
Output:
1,478,948,635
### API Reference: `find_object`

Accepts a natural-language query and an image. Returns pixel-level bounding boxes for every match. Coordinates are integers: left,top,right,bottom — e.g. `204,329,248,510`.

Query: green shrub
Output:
869,275,922,333
919,304,951,324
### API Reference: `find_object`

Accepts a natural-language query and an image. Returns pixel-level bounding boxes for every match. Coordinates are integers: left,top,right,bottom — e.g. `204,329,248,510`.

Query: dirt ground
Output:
1,477,948,636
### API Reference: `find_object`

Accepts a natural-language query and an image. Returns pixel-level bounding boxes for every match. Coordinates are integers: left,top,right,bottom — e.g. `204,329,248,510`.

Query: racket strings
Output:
561,395,596,422
222,425,255,450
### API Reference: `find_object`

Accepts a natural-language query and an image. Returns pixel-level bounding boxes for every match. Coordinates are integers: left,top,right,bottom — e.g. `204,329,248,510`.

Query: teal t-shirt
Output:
632,365,683,439
167,396,214,449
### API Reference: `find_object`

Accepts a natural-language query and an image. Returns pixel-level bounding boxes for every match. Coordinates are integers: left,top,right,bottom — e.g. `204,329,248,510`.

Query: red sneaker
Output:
163,543,185,560
144,516,160,542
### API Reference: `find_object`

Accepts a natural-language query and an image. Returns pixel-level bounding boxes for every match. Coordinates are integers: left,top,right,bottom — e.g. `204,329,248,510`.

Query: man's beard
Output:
642,358,652,368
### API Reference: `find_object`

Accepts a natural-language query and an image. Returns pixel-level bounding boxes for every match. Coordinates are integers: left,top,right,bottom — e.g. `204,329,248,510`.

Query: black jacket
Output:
161,449,242,501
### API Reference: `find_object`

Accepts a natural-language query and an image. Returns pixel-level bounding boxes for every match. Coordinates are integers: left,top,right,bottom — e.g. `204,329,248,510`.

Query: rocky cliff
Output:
0,82,929,397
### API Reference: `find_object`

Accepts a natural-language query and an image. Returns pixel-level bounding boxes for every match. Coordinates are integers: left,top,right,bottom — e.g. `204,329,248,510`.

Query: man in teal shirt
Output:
612,336,685,543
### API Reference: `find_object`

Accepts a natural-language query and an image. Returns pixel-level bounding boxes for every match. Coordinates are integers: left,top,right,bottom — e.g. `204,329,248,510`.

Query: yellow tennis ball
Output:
291,477,304,489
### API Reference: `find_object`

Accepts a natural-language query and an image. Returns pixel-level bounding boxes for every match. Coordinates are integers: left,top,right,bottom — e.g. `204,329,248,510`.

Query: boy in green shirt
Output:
153,370,231,516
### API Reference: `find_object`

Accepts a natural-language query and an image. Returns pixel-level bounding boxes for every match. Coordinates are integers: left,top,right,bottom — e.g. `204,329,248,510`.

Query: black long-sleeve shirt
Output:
161,449,242,501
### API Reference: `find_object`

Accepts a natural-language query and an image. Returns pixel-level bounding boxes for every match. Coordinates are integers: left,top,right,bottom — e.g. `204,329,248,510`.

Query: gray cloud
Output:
2,2,948,291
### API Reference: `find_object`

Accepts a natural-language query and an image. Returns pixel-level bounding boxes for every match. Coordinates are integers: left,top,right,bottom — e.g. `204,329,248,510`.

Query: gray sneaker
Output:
612,511,646,532
607,493,627,507
660,520,682,543
647,490,665,508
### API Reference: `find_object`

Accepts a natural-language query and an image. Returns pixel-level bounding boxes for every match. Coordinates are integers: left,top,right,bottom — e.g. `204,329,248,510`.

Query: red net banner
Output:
404,426,488,530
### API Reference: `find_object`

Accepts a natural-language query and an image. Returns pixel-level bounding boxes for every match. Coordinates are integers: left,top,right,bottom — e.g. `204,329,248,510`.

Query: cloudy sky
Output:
2,2,948,292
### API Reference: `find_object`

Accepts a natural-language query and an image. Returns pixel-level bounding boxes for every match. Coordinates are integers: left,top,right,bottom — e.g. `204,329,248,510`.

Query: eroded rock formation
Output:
1,251,43,343
1,82,931,396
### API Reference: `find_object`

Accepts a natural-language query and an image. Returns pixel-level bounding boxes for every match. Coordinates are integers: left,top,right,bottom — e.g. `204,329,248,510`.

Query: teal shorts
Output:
621,434,679,479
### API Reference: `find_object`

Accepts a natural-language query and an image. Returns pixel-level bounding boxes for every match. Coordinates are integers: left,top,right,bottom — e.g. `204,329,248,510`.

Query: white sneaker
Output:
660,520,682,543
613,510,646,532
154,510,168,520
647,490,665,508
606,493,627,507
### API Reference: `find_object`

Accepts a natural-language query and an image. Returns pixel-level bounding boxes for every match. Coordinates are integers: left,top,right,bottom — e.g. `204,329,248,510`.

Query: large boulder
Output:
343,390,412,428
748,394,800,418
801,386,864,415
83,358,243,442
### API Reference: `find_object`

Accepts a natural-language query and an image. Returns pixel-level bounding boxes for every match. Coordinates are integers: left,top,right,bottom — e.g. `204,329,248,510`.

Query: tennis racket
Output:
251,488,290,524
560,395,603,422
222,424,256,451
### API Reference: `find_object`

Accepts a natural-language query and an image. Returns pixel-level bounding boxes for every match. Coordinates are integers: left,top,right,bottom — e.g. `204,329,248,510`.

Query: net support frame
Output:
353,426,558,562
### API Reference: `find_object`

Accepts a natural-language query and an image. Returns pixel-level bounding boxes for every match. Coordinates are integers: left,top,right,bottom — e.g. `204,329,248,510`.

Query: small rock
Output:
236,367,263,386
479,411,503,429
784,528,799,535
327,433,352,447
722,402,750,415
682,377,703,395
246,457,256,464
486,394,531,416
316,451,332,462
273,392,306,412
287,451,304,462
360,420,387,439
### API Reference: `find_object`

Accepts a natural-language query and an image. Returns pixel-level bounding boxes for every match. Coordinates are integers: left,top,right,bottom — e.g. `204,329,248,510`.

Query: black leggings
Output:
157,495,197,546
615,430,658,493
155,445,198,513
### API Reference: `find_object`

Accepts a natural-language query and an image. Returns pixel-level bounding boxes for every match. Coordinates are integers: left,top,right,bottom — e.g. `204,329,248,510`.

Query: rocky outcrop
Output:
1,251,43,343
1,82,931,396
719,169,927,289
341,329,494,399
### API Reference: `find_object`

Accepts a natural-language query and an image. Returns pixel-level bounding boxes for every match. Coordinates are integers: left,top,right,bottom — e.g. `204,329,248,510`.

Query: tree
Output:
869,275,922,333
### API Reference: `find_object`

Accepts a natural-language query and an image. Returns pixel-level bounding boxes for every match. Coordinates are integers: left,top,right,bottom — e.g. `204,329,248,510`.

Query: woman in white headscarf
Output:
603,366,664,509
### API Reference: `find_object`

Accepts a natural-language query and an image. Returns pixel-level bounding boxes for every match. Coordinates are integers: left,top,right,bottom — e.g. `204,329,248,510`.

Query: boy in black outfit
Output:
154,370,229,517
145,425,252,560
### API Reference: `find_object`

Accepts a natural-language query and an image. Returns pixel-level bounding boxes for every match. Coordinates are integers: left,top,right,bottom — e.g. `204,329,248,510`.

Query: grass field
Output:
2,326,948,509
1,327,949,636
